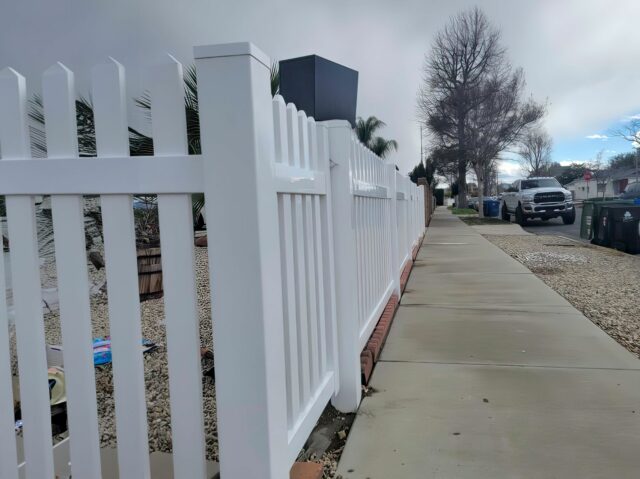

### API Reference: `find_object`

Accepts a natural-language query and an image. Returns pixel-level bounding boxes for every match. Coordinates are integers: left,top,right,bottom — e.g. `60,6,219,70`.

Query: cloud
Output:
585,134,608,140
4,0,640,173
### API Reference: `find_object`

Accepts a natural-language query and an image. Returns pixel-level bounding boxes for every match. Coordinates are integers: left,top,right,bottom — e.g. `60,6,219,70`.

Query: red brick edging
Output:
360,233,424,385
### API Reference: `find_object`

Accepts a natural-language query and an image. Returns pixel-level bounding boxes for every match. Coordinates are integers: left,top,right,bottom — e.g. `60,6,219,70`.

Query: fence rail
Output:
0,42,425,479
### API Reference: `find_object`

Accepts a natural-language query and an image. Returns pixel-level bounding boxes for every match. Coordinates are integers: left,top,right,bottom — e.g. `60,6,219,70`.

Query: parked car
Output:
620,182,640,200
468,197,479,210
501,177,575,225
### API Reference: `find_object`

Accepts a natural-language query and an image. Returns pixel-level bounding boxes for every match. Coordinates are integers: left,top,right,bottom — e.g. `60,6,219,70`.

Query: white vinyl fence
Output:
0,42,425,479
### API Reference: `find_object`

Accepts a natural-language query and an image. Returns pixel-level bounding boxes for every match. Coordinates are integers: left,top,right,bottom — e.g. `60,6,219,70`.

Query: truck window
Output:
521,178,561,190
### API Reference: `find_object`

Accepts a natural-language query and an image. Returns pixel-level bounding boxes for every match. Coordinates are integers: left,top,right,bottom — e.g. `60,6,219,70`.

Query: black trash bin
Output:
592,206,612,247
607,205,640,253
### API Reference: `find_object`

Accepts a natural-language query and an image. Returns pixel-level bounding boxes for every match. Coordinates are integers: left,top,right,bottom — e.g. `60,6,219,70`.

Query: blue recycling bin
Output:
483,199,500,217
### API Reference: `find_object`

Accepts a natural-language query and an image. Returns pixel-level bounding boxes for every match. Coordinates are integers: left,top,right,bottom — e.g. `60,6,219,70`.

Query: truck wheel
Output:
562,209,576,225
515,205,527,225
501,203,510,221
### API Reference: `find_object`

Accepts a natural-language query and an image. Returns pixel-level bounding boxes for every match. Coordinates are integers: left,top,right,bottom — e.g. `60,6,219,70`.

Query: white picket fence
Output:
0,42,425,479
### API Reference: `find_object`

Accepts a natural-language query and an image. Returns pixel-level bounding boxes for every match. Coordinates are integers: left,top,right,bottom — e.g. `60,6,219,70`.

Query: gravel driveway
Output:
485,234,640,358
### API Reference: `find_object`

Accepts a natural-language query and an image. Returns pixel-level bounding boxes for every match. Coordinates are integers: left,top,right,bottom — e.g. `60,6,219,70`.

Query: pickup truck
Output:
501,177,575,225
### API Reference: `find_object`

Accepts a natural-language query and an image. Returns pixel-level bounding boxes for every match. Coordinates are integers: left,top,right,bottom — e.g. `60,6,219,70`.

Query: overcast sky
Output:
3,0,640,181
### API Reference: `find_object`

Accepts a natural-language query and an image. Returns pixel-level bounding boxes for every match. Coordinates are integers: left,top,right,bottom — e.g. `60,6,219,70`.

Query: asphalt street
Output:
521,205,584,242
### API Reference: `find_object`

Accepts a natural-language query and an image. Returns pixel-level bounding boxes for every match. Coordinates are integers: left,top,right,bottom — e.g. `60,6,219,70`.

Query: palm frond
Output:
134,91,152,123
370,137,399,159
355,116,387,147
271,61,280,97
191,193,205,223
129,127,153,156
183,64,200,155
76,96,97,156
28,94,47,157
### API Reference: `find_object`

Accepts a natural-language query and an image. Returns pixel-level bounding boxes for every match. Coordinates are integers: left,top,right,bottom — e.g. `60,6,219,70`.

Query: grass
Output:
460,216,510,225
450,207,478,215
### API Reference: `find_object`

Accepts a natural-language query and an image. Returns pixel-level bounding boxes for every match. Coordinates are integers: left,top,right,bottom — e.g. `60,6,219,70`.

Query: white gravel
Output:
10,246,220,460
485,234,640,358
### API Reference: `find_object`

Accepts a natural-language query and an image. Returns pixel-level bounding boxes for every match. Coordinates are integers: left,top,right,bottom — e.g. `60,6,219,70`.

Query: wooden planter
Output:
137,247,163,300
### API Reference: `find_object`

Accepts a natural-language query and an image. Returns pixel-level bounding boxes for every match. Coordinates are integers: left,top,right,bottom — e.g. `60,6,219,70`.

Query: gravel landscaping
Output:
485,234,640,358
10,247,219,459
8,243,346,477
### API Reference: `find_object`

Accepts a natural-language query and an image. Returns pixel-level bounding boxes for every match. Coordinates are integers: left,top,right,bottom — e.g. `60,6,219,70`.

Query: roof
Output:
564,168,640,186
610,167,639,180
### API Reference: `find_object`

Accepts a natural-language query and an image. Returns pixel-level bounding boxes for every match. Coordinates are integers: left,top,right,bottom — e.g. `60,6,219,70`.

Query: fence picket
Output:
298,113,320,388
0,198,17,479
308,119,327,378
287,103,301,167
92,58,151,479
0,67,55,479
387,164,401,296
279,194,300,424
293,194,311,403
44,62,102,479
273,97,300,425
150,56,208,479
273,96,289,165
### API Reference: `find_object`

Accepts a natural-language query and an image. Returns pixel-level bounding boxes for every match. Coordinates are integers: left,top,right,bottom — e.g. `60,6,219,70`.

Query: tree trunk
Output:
477,170,485,218
457,159,467,210
456,110,468,210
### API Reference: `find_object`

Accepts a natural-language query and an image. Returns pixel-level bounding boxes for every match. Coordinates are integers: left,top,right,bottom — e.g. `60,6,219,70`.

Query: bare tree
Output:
418,7,504,211
466,73,545,216
517,128,553,177
429,146,459,193
418,7,544,215
610,119,640,184
589,150,611,199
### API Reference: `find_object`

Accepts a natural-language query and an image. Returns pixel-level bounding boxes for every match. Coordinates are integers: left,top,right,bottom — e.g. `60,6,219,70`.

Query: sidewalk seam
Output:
377,358,640,371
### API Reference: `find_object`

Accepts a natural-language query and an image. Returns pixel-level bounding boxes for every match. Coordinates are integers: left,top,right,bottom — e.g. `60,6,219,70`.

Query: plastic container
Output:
606,205,640,253
483,199,500,217
580,198,633,240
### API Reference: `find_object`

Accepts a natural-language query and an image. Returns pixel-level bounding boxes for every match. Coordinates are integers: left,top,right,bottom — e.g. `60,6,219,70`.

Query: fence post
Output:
194,42,289,479
326,120,361,412
416,178,429,226
386,163,401,297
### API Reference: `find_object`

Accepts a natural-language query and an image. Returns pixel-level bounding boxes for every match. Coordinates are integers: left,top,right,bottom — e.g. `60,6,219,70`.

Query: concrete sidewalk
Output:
337,208,640,478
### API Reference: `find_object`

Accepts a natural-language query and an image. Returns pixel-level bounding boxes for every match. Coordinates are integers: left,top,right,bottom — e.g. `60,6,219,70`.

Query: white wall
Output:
568,179,615,200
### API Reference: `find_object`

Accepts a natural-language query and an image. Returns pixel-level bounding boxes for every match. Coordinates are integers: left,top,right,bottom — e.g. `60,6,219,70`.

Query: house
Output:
565,167,640,200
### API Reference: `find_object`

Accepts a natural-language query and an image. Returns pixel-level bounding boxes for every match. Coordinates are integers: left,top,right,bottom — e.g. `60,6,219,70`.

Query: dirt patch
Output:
297,404,356,478
460,217,509,226
529,265,563,275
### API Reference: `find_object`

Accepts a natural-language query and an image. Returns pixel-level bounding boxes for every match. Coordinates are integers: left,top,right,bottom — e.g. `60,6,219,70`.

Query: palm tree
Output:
369,136,399,159
28,63,280,225
354,116,398,159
